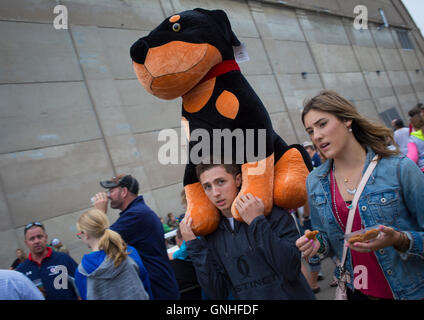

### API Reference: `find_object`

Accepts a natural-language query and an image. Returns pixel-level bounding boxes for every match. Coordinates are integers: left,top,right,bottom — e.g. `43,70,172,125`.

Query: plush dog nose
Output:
130,38,149,64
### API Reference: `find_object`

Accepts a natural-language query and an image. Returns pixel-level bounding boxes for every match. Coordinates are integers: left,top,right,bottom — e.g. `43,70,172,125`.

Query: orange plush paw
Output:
231,156,274,222
185,182,220,236
274,148,309,209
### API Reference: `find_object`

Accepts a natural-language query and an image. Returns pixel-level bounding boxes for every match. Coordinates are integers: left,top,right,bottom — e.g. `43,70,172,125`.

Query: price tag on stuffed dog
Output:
233,43,249,63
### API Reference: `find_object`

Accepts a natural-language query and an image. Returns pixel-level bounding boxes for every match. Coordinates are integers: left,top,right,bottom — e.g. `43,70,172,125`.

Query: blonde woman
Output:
74,209,152,300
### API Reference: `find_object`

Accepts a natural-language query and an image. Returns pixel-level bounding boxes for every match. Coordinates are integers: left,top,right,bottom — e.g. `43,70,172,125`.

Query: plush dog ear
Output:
193,8,241,47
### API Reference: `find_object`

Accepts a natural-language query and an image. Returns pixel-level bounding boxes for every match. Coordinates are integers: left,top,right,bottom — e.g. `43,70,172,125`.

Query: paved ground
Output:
311,257,337,300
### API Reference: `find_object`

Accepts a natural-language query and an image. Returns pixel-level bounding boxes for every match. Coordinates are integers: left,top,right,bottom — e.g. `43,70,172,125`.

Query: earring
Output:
348,128,352,132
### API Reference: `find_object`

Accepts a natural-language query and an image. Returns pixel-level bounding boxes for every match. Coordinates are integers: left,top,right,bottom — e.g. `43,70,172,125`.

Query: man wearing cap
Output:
16,222,79,300
302,141,322,168
93,174,180,300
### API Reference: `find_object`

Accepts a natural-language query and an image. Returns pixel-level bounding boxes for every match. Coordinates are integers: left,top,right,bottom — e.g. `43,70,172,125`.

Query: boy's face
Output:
199,166,241,217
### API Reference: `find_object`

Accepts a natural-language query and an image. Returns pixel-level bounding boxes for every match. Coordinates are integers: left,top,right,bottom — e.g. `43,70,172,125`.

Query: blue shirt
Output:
172,241,188,261
307,147,424,299
110,195,180,300
0,270,45,300
16,247,79,300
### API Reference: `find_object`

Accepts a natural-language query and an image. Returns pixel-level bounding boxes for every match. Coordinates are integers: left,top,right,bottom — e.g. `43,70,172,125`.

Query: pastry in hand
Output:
306,230,319,241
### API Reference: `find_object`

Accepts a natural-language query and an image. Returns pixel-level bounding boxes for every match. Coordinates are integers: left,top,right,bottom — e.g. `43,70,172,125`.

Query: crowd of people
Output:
1,91,423,300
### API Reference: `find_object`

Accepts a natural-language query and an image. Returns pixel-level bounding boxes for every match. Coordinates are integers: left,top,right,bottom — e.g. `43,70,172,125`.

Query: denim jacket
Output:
307,147,424,299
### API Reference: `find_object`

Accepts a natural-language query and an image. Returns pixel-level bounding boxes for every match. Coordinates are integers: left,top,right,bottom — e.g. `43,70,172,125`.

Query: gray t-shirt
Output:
394,127,410,155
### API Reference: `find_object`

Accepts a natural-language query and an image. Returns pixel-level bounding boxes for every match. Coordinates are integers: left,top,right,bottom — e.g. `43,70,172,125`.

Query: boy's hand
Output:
180,213,197,241
234,194,264,225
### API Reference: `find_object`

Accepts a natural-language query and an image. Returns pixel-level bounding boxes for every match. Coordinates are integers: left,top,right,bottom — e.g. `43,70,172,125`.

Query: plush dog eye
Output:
172,23,181,32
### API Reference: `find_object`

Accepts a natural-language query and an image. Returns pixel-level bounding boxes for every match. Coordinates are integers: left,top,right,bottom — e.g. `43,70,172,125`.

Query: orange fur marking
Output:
133,62,153,96
182,78,216,113
185,182,220,236
231,155,274,222
169,15,180,23
139,41,221,99
273,148,309,209
216,90,239,119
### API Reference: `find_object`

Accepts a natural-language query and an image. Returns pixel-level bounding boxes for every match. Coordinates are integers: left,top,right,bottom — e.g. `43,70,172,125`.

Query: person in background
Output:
298,90,424,300
167,212,180,230
51,238,70,255
160,217,172,234
407,114,424,172
408,105,422,134
16,222,79,300
74,208,151,300
0,270,45,300
9,249,26,270
303,141,322,168
92,174,180,300
391,119,410,156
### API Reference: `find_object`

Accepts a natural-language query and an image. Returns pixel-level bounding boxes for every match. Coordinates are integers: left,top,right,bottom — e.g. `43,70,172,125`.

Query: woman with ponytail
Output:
74,209,152,300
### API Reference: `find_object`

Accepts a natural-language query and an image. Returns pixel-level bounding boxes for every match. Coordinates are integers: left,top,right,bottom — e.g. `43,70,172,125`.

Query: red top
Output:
28,246,53,267
330,170,393,299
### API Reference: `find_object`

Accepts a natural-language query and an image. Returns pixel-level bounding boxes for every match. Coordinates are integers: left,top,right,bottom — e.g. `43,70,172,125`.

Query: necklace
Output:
331,168,347,229
333,162,360,196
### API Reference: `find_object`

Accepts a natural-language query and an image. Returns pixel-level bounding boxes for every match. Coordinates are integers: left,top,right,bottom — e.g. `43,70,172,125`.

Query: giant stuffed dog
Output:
130,8,312,235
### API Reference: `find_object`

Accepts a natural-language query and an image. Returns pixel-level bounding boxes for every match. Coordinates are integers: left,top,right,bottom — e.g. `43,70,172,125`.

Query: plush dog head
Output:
130,8,241,100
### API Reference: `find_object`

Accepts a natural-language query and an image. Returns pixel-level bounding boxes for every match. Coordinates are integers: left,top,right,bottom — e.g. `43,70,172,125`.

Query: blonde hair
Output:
301,90,399,158
77,209,128,267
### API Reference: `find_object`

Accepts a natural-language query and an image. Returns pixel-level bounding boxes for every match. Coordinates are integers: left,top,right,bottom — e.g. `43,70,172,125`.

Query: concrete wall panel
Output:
264,40,317,74
298,12,349,45
397,93,419,116
173,0,258,37
310,43,360,73
270,112,298,146
399,50,421,71
63,0,165,30
239,37,273,75
363,71,395,98
0,140,114,227
353,46,384,72
379,48,404,71
388,70,415,95
408,70,424,93
98,28,148,80
0,0,61,23
321,72,370,101
0,21,82,83
115,79,182,133
245,75,287,114
134,131,185,190
0,82,101,154
260,4,305,41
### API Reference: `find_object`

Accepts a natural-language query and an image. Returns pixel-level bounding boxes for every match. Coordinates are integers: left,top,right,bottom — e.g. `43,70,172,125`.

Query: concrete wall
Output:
1,0,423,268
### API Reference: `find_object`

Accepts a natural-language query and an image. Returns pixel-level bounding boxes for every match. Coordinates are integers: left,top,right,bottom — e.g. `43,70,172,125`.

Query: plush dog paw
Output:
274,148,309,209
231,155,274,222
185,182,220,236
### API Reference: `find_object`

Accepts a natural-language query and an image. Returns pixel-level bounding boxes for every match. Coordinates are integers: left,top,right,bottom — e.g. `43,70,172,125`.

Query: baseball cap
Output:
100,174,139,195
302,141,313,148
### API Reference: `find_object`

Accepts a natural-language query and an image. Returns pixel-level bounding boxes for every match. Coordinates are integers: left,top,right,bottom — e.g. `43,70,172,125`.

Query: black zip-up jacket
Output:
186,206,316,300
